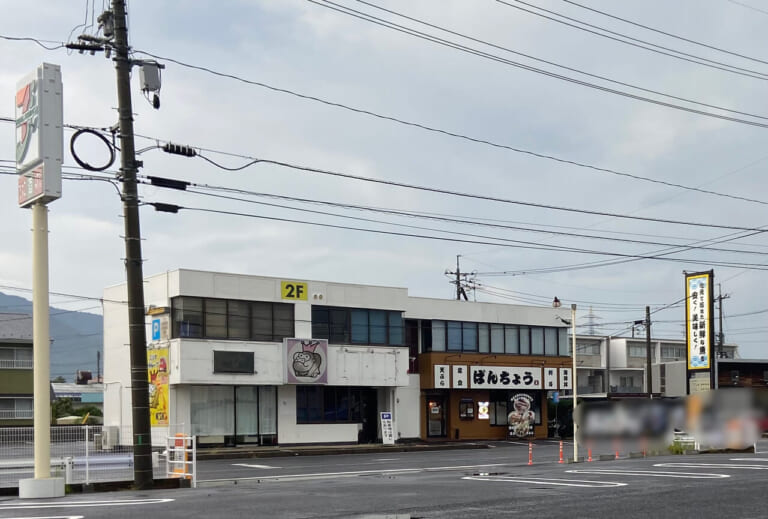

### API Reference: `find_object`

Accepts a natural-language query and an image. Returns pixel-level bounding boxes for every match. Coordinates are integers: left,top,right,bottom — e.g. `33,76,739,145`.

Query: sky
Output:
1,0,768,358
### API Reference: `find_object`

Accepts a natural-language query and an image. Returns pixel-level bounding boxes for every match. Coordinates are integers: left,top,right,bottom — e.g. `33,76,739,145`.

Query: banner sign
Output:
685,272,713,370
285,338,328,384
559,368,572,390
16,63,63,207
470,366,541,389
147,345,169,426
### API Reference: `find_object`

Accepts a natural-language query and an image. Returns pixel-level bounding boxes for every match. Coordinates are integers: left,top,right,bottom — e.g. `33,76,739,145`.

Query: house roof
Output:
0,313,33,342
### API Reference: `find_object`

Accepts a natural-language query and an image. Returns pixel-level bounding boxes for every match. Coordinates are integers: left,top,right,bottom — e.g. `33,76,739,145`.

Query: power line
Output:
562,0,768,66
147,200,768,270
497,0,768,80
308,0,768,129
725,0,768,17
0,34,65,50
349,0,768,121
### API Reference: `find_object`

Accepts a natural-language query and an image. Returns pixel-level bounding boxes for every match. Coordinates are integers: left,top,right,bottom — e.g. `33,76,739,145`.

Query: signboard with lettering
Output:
380,412,395,445
452,365,468,389
544,367,557,390
16,63,63,208
469,366,541,389
559,368,572,390
685,272,713,370
434,365,449,388
281,281,308,300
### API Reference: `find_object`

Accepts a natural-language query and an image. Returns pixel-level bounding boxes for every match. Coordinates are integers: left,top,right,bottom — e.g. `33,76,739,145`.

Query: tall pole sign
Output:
16,63,64,499
685,270,715,394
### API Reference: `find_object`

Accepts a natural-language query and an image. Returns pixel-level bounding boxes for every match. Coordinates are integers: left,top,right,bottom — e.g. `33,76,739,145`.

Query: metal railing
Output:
0,359,33,369
0,409,34,420
165,434,196,488
0,425,169,488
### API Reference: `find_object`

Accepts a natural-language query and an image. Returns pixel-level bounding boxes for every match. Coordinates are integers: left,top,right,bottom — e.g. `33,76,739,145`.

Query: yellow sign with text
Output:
281,281,308,300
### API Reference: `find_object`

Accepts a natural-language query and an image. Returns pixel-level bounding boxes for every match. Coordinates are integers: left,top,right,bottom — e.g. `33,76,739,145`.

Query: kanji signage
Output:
434,364,449,388
452,365,468,388
559,368,572,390
685,272,713,370
544,367,557,390
469,366,541,389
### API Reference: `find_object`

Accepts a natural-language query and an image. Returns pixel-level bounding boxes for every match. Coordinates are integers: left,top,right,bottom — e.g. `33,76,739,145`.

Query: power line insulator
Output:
162,143,197,157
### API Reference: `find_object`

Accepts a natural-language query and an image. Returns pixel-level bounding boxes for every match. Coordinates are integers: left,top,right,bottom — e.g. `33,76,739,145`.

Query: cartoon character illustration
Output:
292,341,323,378
508,394,535,438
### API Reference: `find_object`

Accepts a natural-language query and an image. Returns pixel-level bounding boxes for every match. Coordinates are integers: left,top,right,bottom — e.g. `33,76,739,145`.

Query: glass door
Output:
427,396,446,438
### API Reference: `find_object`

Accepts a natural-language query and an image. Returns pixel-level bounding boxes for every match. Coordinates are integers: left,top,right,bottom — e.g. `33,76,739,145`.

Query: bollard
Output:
588,444,593,462
558,441,564,464
528,442,533,466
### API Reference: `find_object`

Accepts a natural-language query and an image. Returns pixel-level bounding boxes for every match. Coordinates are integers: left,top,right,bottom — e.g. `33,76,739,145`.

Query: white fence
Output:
0,425,173,489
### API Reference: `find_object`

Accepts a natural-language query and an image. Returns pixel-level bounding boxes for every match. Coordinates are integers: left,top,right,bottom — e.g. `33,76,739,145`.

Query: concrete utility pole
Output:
112,0,153,489
645,306,652,398
446,255,469,301
571,304,578,462
715,284,729,390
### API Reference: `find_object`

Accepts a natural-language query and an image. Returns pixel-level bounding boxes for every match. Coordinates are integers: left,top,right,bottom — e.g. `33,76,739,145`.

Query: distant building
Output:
0,313,34,426
51,382,104,413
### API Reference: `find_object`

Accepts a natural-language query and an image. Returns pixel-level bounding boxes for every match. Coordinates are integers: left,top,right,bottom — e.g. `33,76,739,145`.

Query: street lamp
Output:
571,304,578,462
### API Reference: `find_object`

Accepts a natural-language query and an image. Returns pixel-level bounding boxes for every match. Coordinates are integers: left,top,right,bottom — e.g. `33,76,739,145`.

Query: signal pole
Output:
112,0,153,489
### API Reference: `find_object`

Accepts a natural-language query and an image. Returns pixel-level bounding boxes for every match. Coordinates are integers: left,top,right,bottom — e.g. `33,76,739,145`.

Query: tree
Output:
51,376,66,383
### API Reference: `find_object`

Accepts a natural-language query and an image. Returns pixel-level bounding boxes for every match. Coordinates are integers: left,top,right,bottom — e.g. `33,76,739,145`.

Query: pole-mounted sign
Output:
15,63,63,208
685,270,715,393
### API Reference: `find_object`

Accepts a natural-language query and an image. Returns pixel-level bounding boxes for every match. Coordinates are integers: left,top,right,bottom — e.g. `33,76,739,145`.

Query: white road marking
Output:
200,463,508,483
5,516,84,519
463,475,626,488
729,458,768,462
567,469,729,479
232,463,280,469
374,458,399,461
0,498,174,511
654,463,768,470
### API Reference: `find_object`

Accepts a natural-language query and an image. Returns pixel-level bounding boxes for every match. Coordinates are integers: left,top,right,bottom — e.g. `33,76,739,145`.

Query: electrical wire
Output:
726,0,768,16
308,0,768,129
497,0,768,80
147,201,768,270
0,34,65,50
562,0,768,66
351,0,768,120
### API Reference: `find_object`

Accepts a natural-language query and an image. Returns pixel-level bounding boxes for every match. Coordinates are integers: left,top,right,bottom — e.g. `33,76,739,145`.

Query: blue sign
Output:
151,318,161,341
381,412,392,420
552,391,559,404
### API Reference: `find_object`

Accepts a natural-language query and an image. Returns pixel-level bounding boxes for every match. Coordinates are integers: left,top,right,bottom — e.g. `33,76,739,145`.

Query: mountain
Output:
0,292,103,382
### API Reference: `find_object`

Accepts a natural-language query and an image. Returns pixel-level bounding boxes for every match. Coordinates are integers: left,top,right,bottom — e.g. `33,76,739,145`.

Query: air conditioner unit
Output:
101,426,119,450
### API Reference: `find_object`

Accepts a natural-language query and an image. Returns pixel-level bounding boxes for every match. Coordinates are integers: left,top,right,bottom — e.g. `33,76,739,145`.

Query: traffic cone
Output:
528,442,533,465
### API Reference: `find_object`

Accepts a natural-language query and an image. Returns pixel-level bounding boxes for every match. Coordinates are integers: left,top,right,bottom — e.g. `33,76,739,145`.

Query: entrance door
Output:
427,397,446,438
357,389,378,443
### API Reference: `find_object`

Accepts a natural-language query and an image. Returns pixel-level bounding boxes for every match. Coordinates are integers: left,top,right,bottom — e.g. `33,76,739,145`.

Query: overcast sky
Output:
2,0,768,357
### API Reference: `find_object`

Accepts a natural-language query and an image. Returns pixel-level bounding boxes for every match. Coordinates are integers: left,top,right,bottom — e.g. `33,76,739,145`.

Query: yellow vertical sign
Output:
281,281,308,300
147,346,169,426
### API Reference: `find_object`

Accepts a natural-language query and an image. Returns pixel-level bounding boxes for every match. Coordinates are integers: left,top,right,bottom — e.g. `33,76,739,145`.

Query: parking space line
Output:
567,469,729,479
462,475,626,488
654,463,768,470
0,498,174,511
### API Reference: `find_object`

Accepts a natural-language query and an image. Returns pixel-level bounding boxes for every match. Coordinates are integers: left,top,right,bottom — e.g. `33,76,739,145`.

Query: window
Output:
531,327,544,355
431,321,446,351
459,399,475,420
311,307,406,346
490,324,504,353
661,345,686,359
447,322,462,351
577,342,601,355
171,297,294,342
173,297,202,338
629,345,651,358
0,347,33,369
558,329,569,356
0,398,33,419
504,325,519,354
489,394,507,426
544,328,557,356
519,326,530,355
478,324,490,353
462,323,478,352
296,386,373,423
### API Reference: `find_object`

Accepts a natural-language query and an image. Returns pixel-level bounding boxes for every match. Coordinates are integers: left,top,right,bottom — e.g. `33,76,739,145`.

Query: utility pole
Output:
445,255,469,301
112,0,152,489
645,306,652,398
715,284,730,390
